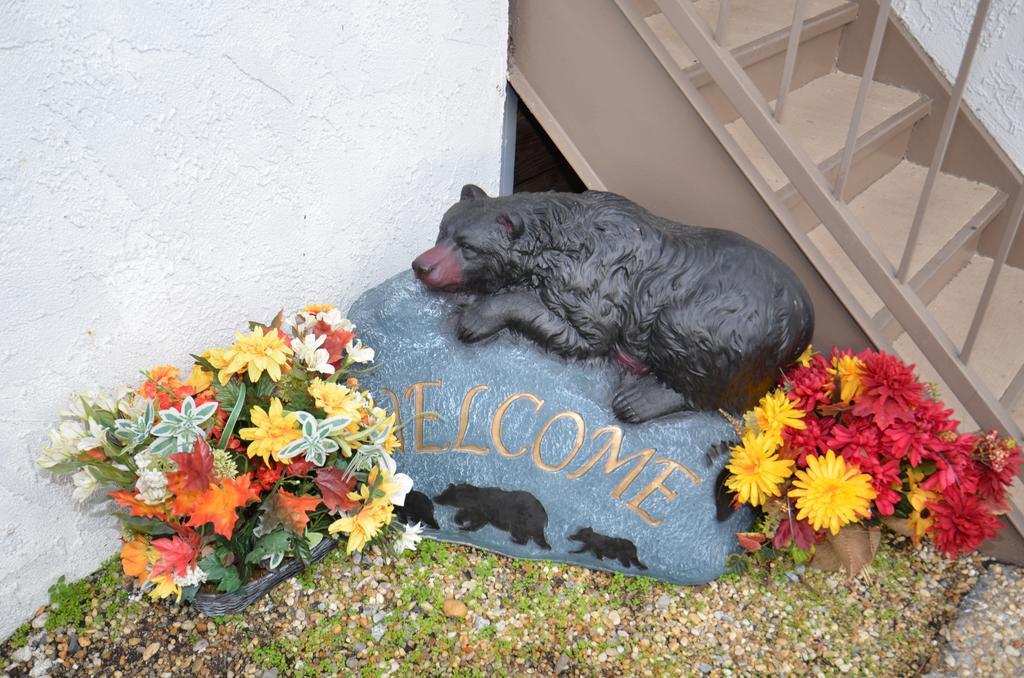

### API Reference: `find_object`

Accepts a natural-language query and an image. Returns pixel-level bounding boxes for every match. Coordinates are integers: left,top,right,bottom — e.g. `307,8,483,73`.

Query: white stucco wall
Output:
894,0,1024,173
0,0,508,637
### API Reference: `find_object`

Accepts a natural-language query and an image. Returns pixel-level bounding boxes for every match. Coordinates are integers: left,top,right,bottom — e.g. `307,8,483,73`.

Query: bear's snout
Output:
412,245,463,290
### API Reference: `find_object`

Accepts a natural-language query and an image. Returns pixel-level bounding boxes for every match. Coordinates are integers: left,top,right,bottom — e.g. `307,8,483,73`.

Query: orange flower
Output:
120,537,157,584
138,364,195,409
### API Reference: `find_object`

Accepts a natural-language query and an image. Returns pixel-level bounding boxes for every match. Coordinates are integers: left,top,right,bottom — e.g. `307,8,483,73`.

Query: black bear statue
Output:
412,185,814,423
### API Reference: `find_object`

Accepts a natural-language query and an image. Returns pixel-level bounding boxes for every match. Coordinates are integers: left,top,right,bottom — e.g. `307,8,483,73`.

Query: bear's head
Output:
568,527,594,542
412,184,524,293
433,482,472,506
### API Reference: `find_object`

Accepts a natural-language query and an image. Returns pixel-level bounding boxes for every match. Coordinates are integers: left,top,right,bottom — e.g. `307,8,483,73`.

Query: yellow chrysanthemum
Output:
204,347,229,371
829,354,865,402
238,398,301,465
328,500,394,554
789,450,877,535
217,327,293,385
308,378,363,420
184,364,213,393
753,389,806,448
796,344,814,367
725,431,795,507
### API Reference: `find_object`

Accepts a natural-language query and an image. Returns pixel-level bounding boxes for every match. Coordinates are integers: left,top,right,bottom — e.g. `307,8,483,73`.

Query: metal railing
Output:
631,0,1024,525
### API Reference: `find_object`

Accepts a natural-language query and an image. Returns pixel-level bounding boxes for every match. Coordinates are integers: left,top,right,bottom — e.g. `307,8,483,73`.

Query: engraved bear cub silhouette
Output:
396,490,440,530
569,527,647,570
434,483,551,549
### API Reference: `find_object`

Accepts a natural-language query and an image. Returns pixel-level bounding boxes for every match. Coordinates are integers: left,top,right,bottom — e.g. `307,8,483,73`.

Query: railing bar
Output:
833,0,891,200
961,182,1024,361
773,0,807,122
896,0,991,281
1002,361,1024,408
715,0,731,45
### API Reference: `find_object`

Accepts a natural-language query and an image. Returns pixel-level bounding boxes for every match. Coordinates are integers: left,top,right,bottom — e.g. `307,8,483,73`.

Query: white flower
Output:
291,334,335,375
378,454,414,507
77,419,109,451
117,393,150,419
173,564,208,588
345,339,375,364
38,422,86,468
294,308,350,335
135,468,170,505
395,522,424,553
72,468,99,502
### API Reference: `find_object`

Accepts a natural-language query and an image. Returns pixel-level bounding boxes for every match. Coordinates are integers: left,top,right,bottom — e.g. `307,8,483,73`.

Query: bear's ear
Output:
460,184,488,201
498,215,524,239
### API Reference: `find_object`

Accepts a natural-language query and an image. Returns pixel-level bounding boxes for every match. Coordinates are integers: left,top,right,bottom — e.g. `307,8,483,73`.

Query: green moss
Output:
7,622,30,649
251,640,293,672
46,574,93,631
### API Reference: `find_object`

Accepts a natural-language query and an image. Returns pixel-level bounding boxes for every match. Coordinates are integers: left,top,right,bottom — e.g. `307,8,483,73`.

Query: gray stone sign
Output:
347,272,753,584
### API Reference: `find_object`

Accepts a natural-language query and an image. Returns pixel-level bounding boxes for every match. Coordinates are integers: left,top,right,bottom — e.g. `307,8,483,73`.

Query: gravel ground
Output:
0,532,988,676
923,563,1024,677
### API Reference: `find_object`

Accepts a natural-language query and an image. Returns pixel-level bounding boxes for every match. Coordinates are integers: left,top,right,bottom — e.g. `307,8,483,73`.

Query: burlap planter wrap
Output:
191,538,338,616
811,525,881,578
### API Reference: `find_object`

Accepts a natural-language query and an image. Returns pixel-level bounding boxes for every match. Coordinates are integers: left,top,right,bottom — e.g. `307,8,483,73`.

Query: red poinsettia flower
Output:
851,351,925,430
928,486,1002,557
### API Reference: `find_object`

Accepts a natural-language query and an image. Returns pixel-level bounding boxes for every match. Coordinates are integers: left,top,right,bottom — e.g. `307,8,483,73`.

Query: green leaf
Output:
89,464,135,486
305,531,324,549
116,514,177,535
245,529,291,565
199,554,242,593
190,353,218,373
292,532,313,566
254,374,276,398
218,381,246,451
214,379,243,411
42,461,84,475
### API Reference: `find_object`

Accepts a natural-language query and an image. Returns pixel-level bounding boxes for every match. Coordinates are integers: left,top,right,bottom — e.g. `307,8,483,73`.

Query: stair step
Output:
726,71,924,191
645,0,853,72
645,1,858,122
808,160,1004,315
893,254,1024,431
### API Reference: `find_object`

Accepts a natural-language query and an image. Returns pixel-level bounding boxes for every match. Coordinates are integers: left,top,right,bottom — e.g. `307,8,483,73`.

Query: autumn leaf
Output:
185,473,261,538
316,466,359,512
150,534,198,579
110,490,167,519
168,438,215,493
736,532,767,553
258,489,322,535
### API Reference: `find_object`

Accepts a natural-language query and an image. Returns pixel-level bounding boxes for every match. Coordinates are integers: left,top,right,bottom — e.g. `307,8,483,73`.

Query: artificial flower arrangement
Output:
39,304,421,604
724,346,1021,572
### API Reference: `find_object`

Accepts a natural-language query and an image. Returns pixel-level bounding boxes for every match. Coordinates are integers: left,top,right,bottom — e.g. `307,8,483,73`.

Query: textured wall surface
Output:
893,0,1024,172
0,0,508,637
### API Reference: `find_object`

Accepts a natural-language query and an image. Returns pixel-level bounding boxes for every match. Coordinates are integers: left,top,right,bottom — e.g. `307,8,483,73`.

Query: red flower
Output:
783,355,835,412
928,486,1002,557
826,416,883,459
783,414,834,467
851,351,925,429
973,433,1023,504
254,463,283,492
922,433,979,494
285,458,315,477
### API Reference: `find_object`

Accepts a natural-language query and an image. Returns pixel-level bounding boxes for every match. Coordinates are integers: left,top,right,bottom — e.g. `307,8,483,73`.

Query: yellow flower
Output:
204,347,229,371
796,344,814,367
184,364,213,393
303,303,336,314
147,574,182,602
308,378,362,420
906,509,935,546
753,389,806,448
725,431,795,507
905,467,940,546
789,450,876,535
328,500,394,554
239,398,301,464
217,326,293,385
829,354,865,402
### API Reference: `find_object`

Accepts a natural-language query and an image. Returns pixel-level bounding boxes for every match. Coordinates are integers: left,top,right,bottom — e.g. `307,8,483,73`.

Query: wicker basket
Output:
191,537,338,616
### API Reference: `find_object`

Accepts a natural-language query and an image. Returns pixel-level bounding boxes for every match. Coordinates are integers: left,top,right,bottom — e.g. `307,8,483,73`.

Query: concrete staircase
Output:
641,0,1024,434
